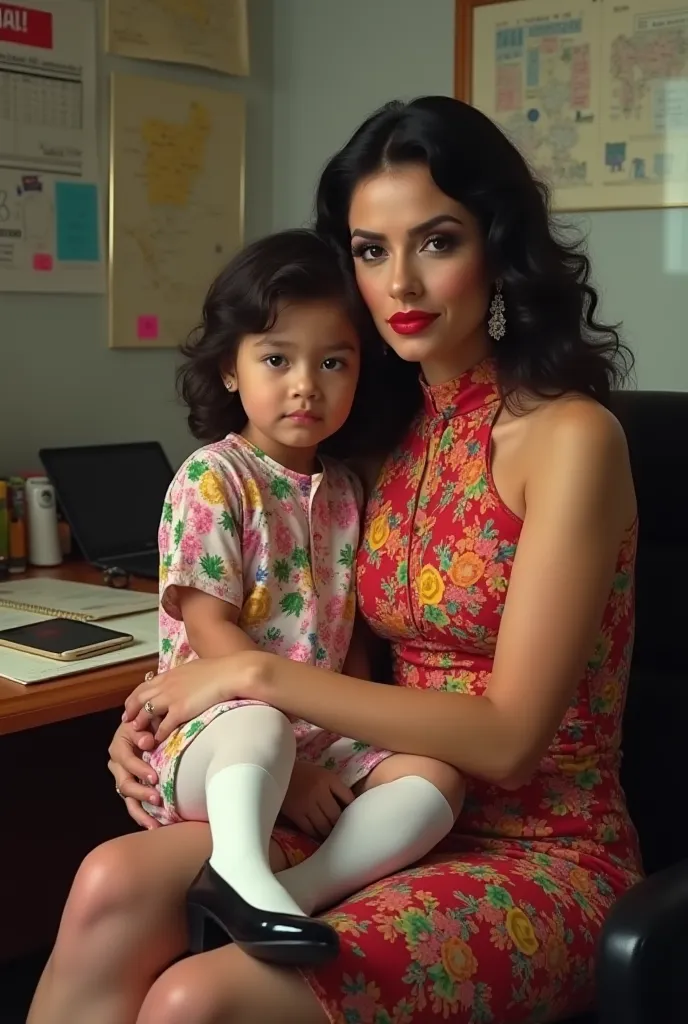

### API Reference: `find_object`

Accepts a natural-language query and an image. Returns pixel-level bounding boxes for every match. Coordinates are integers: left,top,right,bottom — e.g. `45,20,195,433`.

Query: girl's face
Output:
349,164,491,384
224,299,361,473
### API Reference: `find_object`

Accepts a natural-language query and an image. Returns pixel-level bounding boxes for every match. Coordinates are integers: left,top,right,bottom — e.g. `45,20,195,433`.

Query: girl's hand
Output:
107,721,161,829
281,762,354,839
122,653,261,743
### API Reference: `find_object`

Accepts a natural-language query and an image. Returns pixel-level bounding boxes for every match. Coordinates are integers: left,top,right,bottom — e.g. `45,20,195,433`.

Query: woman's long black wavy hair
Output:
315,97,633,451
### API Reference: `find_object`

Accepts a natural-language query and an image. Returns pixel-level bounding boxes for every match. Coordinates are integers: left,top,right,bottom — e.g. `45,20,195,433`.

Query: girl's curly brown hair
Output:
177,228,383,460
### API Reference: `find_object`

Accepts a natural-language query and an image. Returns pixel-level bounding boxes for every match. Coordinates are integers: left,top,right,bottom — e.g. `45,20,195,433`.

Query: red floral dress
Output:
273,359,642,1024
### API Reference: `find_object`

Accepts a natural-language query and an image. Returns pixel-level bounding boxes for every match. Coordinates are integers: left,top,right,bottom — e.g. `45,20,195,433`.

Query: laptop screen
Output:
40,442,174,562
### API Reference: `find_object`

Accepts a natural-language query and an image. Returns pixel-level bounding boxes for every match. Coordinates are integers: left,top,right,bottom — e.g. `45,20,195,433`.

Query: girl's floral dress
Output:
144,433,391,824
272,360,643,1024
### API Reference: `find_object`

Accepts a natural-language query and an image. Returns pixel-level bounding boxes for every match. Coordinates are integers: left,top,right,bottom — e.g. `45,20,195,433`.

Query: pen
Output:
8,476,27,573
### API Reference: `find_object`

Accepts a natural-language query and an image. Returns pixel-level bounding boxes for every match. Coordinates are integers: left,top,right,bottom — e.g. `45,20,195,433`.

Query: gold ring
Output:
143,700,155,715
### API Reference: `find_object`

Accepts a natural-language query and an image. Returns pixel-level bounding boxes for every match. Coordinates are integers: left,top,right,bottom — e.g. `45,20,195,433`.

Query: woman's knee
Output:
60,838,143,937
367,754,466,816
47,837,149,982
137,957,225,1024
138,949,325,1024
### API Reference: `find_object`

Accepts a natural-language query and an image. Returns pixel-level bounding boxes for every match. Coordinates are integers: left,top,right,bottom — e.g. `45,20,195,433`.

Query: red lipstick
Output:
387,310,439,335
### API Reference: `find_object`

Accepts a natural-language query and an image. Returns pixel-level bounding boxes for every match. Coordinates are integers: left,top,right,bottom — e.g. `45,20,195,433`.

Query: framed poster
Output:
456,0,688,211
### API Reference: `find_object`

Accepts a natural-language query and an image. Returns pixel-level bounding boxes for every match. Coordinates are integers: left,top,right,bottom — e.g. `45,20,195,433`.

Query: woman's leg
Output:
278,753,465,915
136,943,328,1024
27,823,289,1024
175,704,303,916
284,842,617,1024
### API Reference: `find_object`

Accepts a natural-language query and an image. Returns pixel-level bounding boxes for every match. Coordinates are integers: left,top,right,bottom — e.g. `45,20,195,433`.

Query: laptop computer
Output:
40,442,174,580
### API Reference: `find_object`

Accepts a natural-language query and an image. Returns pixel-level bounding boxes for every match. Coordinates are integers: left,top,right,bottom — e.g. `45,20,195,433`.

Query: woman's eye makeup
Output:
351,232,460,261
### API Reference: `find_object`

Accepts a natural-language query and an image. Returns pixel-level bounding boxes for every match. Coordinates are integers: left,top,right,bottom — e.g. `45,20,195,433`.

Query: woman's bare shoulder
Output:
525,394,636,523
530,393,628,450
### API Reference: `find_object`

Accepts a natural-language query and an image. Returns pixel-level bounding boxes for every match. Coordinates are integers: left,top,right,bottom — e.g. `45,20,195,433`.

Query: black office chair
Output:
562,391,688,1024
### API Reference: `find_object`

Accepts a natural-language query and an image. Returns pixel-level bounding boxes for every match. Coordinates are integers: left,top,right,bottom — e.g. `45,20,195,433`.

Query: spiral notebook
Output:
0,579,158,622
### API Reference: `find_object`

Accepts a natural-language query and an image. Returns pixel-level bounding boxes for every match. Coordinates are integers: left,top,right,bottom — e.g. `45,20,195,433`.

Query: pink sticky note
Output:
33,253,53,271
137,315,159,340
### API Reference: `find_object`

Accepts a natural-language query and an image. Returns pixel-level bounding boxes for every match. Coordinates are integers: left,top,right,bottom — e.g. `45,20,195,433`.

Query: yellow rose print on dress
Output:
199,470,224,505
440,936,478,983
568,866,593,894
418,564,445,605
545,933,569,980
506,907,539,956
449,550,485,588
240,584,272,626
462,459,484,494
244,478,262,510
368,513,390,552
162,730,185,760
300,565,314,591
599,679,620,711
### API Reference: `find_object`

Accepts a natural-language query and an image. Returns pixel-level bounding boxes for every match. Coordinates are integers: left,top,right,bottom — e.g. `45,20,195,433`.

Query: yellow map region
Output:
141,101,211,206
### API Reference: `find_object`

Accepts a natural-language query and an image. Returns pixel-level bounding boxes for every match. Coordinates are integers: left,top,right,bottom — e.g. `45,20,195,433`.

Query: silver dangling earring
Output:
488,279,506,341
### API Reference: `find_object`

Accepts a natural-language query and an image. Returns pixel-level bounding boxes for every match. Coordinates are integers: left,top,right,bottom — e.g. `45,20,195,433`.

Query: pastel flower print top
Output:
158,434,363,672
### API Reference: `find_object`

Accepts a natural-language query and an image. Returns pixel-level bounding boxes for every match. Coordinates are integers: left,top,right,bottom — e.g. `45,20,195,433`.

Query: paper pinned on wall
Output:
137,315,159,340
55,182,100,262
0,1,104,293
106,0,249,77
32,253,53,271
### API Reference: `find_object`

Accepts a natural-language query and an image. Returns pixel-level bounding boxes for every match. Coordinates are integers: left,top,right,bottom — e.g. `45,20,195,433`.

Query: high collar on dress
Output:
420,358,501,418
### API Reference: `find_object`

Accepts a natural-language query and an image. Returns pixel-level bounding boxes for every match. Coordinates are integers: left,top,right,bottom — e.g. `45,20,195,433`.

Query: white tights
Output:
175,706,456,916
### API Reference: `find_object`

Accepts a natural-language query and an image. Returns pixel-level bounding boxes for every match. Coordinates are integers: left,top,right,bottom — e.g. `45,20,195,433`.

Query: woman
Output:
30,96,640,1024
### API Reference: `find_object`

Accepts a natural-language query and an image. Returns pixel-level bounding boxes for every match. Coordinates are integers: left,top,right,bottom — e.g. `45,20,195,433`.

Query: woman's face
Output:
349,164,491,384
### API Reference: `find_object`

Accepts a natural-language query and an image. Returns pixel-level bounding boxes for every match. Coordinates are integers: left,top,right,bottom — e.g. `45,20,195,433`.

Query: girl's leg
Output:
136,943,327,1024
27,824,289,1024
278,753,465,915
174,705,303,916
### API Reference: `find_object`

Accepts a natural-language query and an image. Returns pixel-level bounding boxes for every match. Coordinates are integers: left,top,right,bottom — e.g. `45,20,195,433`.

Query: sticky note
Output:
137,315,159,340
55,181,100,262
33,253,53,271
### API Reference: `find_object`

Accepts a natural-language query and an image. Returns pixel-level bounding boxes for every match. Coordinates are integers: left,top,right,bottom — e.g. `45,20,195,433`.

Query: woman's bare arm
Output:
236,400,635,786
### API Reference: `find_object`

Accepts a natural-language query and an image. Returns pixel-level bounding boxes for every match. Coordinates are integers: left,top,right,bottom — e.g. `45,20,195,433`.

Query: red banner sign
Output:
0,4,53,49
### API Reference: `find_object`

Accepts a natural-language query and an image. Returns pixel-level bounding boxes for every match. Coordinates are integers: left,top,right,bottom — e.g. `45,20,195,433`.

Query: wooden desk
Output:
0,563,155,961
0,563,158,735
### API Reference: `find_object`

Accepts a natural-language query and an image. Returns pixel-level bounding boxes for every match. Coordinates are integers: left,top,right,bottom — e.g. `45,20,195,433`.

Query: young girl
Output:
133,230,465,968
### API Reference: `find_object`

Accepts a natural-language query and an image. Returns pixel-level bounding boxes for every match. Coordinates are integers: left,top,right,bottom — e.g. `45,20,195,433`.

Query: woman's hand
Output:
281,762,354,839
122,652,263,743
107,721,161,829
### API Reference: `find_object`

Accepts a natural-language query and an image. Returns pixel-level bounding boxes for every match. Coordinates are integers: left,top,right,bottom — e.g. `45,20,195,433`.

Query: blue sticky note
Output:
55,181,100,262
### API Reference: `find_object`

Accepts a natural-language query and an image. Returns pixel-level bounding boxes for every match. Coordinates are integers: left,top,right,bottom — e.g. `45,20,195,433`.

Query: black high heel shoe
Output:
186,860,340,966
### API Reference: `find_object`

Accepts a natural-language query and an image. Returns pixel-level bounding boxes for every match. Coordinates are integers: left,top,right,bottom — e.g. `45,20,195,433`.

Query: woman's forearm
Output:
243,654,522,786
